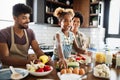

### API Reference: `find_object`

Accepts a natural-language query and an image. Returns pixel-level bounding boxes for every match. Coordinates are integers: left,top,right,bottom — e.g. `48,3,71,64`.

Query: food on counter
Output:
66,55,87,64
60,69,67,74
79,68,85,75
67,62,79,68
26,60,52,72
93,64,110,78
66,68,73,74
95,52,105,63
72,67,79,74
39,55,49,64
60,67,85,75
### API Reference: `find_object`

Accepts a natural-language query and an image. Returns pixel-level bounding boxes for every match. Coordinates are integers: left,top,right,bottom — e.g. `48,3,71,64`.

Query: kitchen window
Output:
0,0,26,21
0,0,26,29
105,0,120,48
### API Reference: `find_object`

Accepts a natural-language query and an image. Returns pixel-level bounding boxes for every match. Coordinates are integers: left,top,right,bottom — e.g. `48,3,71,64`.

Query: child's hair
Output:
53,7,74,21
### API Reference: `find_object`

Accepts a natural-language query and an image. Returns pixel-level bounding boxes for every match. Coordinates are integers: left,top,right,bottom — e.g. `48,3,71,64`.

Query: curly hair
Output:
73,12,83,25
53,7,74,20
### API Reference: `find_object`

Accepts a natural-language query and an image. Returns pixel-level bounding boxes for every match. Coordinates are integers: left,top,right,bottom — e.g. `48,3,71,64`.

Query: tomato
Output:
44,65,51,71
81,56,86,60
76,57,82,61
36,68,44,72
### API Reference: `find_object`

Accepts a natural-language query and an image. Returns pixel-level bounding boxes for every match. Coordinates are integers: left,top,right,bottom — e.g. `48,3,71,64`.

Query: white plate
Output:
57,72,82,80
0,68,29,80
29,66,53,76
93,66,110,79
93,71,110,79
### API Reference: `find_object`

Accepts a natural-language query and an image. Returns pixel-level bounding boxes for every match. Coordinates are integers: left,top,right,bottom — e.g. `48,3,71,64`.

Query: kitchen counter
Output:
11,61,120,80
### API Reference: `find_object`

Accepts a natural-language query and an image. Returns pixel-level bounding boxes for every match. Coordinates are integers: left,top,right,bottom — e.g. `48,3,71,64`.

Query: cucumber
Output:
67,62,79,68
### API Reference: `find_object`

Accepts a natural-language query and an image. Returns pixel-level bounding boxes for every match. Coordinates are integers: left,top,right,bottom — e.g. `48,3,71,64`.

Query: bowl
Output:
29,66,53,76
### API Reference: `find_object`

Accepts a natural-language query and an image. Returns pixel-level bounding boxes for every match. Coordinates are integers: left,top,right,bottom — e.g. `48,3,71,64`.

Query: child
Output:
53,7,86,68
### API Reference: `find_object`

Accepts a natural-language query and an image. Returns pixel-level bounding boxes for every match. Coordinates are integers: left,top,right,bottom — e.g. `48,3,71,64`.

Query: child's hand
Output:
58,58,67,69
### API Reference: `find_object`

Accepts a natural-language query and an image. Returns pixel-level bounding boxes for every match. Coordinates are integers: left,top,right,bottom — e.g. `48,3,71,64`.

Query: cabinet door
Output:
73,0,90,27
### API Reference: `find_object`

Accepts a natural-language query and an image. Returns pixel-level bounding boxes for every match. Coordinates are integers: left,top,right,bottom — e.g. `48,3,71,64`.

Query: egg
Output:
73,67,79,74
60,69,67,74
66,68,72,73
79,68,85,75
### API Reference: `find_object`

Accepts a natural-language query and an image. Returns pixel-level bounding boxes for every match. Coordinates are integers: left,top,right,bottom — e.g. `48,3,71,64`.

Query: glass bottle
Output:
105,50,112,66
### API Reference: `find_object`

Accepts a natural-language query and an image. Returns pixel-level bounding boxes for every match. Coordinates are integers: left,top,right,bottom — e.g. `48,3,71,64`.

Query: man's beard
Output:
18,24,28,29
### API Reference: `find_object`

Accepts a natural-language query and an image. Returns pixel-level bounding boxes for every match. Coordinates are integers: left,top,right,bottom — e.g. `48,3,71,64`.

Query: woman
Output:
53,7,87,68
71,12,90,54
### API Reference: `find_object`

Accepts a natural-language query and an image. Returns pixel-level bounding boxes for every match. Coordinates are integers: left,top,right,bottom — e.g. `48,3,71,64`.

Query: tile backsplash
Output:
29,23,60,46
29,23,105,50
0,21,105,50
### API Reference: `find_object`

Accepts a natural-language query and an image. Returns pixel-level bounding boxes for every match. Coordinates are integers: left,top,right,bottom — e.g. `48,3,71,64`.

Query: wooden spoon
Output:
9,66,23,80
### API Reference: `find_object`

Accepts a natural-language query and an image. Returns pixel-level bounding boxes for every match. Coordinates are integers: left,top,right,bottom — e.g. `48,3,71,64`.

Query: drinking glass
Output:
105,52,112,66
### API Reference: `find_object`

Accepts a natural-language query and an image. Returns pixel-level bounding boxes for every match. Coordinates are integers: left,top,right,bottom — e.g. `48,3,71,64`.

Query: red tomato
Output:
76,57,81,60
81,56,86,60
76,57,82,61
44,65,51,71
36,68,44,72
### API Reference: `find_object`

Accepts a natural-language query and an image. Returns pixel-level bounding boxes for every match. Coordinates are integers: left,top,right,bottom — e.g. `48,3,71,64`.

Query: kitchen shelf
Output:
90,1,99,5
89,0,104,27
45,0,73,24
90,13,98,16
46,0,73,8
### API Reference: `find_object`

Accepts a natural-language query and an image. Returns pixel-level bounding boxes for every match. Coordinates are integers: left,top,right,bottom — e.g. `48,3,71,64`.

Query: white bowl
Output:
29,66,53,76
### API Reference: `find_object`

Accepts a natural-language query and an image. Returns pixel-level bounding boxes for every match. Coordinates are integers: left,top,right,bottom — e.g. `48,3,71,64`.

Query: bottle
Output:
105,50,112,66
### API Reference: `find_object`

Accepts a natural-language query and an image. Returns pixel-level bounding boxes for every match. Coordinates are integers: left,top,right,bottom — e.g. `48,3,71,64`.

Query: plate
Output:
93,64,110,79
57,72,82,80
93,72,110,79
0,68,29,80
29,66,53,76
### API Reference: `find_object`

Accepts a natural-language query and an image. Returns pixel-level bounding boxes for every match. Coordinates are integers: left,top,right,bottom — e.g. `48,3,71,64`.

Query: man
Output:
0,3,45,67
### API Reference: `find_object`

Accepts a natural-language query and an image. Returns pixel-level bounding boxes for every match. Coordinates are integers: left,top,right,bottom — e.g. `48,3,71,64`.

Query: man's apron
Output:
10,27,29,59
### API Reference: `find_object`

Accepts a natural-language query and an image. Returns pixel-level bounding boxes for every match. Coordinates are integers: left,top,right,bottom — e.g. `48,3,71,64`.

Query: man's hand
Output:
27,54,37,62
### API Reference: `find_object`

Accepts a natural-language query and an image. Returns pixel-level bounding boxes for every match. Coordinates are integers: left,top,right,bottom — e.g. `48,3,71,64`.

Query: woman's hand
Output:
58,58,67,69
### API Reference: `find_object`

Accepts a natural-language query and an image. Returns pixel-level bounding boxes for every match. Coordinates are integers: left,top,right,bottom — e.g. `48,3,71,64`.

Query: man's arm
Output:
31,40,44,58
0,43,29,66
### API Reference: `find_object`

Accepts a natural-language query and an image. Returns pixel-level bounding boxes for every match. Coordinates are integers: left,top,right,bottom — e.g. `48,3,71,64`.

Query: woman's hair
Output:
74,12,83,25
53,7,74,21
13,3,32,17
